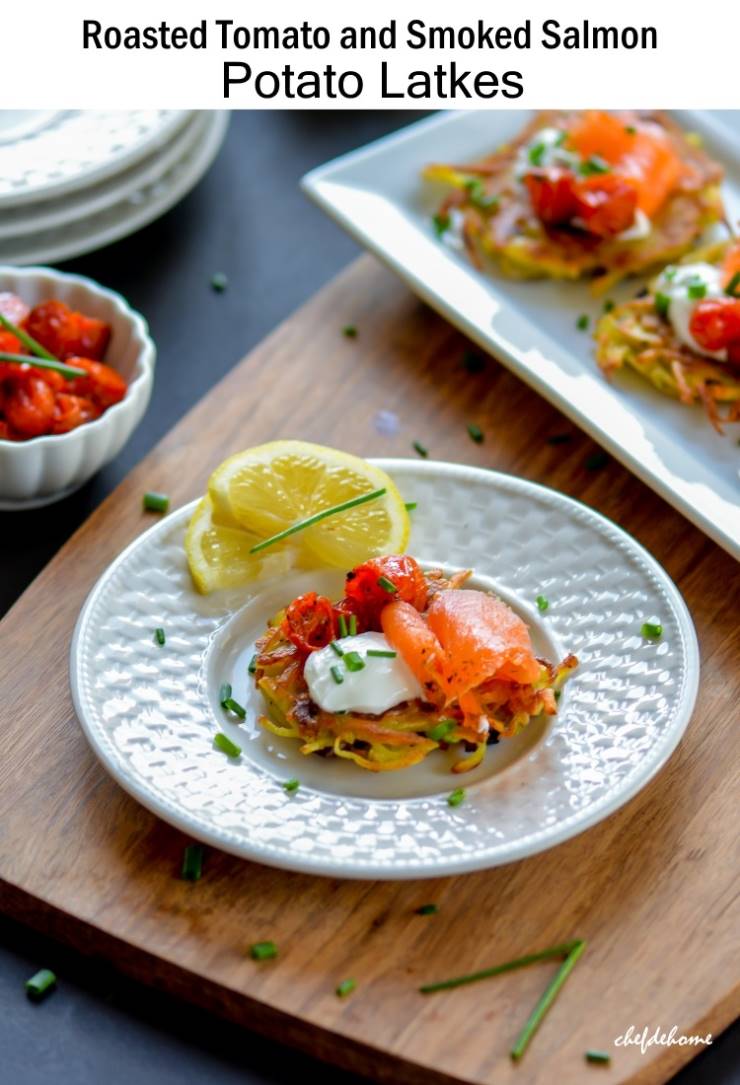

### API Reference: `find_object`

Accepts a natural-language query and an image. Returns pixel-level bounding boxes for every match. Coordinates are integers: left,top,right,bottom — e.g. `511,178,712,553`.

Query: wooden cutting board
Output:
0,256,737,1085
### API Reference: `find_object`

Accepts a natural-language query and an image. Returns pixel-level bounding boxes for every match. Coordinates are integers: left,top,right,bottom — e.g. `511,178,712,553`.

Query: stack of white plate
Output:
0,111,229,265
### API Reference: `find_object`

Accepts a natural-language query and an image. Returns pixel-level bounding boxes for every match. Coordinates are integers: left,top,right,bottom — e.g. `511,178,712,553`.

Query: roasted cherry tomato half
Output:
3,374,55,438
64,357,126,409
689,298,740,353
23,300,111,362
282,592,337,654
344,554,428,629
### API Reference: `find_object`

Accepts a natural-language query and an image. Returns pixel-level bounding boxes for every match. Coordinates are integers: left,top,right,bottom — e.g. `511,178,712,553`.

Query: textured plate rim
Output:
70,461,700,880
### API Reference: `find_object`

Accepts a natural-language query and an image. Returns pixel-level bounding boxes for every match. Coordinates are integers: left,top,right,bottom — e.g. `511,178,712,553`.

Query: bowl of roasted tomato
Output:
0,265,155,507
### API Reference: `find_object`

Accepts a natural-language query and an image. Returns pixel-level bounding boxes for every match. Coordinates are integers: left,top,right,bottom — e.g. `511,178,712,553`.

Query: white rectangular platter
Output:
302,111,740,560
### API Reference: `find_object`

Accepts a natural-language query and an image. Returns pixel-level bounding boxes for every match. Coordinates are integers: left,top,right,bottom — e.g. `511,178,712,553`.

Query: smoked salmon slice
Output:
567,111,686,218
381,599,446,701
426,590,541,695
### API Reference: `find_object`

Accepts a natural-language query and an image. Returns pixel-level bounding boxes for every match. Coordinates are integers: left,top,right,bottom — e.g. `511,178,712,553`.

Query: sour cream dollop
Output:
304,631,423,715
654,262,727,360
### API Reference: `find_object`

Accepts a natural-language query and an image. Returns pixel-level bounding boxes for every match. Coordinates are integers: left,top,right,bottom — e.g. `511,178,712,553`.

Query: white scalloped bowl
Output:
0,265,155,508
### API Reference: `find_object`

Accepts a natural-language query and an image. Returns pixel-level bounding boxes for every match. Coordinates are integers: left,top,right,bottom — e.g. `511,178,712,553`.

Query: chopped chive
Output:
576,314,590,331
412,440,428,458
467,422,484,444
250,941,277,961
420,939,583,994
329,640,344,657
404,501,417,511
181,844,204,881
344,651,365,672
555,130,568,147
213,732,242,757
687,280,707,300
664,266,677,282
249,487,386,555
447,788,465,808
222,697,246,720
416,903,439,916
528,141,546,167
510,941,586,1060
342,324,357,338
641,621,663,639
655,292,671,318
0,312,58,361
210,272,228,293
554,689,562,702
25,968,57,1001
154,628,166,646
335,978,356,998
283,778,300,794
585,1050,611,1065
603,299,615,313
580,155,610,176
338,614,348,639
330,665,344,685
143,491,169,513
465,178,499,210
625,125,637,135
349,614,358,636
377,575,398,595
248,654,258,675
547,433,572,445
536,595,549,612
429,719,456,742
219,682,232,705
432,212,450,237
725,271,740,298
585,452,609,471
367,649,397,658
0,351,86,378
463,350,485,373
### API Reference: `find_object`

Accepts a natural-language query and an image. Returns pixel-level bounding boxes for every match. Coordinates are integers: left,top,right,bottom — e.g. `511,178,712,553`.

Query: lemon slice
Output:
185,495,296,594
208,440,409,569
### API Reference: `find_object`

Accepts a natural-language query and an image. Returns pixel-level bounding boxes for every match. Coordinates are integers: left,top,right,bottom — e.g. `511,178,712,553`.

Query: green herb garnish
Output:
330,640,344,657
467,422,484,444
528,141,546,167
465,178,499,210
687,280,707,300
210,272,228,293
249,487,386,554
536,595,549,612
338,614,348,639
349,614,358,636
344,651,365,672
404,501,417,511
250,941,278,961
447,788,465,807
367,649,397,658
412,440,428,458
416,903,439,916
624,125,637,135
641,621,663,639
0,351,86,379
25,968,57,1001
330,665,344,685
214,732,242,757
655,292,671,318
181,844,204,881
433,212,450,238
576,314,590,331
342,324,357,338
154,628,166,646
143,491,170,513
219,682,232,705
725,271,740,297
248,654,258,675
603,299,615,313
429,719,456,742
377,575,398,594
222,697,246,720
0,312,58,361
335,978,356,998
585,1050,611,1065
580,155,610,176
283,778,300,794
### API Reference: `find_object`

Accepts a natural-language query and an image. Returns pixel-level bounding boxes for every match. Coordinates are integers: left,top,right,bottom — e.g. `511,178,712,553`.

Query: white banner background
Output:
1,0,737,109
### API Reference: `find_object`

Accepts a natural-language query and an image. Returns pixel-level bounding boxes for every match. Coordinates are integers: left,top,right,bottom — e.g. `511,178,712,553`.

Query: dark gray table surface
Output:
0,111,736,1085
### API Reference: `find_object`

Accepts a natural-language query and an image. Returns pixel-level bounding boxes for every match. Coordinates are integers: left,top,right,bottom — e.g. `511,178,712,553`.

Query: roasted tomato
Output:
51,393,99,434
689,298,740,354
3,375,55,438
283,592,337,654
345,555,428,629
524,168,637,238
23,300,111,361
64,357,126,409
0,329,23,355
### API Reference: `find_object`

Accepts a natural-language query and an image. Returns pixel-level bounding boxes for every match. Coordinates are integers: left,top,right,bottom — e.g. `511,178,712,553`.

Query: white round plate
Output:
0,113,229,266
70,462,699,880
0,112,207,242
0,110,190,208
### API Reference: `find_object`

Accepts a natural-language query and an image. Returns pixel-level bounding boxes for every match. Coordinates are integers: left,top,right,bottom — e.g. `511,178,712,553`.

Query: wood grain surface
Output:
0,256,738,1085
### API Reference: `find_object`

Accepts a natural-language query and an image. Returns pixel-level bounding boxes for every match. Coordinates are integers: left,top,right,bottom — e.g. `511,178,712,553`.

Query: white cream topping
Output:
304,632,423,715
654,262,727,361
